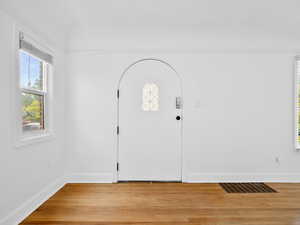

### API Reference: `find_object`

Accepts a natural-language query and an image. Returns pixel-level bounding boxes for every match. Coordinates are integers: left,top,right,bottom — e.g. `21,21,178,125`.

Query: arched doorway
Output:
117,59,183,181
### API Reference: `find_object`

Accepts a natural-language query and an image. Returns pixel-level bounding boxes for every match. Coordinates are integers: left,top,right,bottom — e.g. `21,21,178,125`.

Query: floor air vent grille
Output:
219,183,277,193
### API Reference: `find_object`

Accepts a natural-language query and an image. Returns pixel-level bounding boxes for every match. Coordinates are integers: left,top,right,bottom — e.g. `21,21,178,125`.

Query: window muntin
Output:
19,50,48,134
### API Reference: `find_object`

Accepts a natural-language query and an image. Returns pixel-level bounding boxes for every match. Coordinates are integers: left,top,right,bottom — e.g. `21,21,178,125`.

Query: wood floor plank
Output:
20,183,300,225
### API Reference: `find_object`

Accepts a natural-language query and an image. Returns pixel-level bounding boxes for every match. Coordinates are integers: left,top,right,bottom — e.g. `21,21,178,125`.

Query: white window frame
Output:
295,56,300,150
12,25,54,148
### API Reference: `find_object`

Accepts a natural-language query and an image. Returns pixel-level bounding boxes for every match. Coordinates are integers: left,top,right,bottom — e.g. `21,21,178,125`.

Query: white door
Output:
118,59,182,181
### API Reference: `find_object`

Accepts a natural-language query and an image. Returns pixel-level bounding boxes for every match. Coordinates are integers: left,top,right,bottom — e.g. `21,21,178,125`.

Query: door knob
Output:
176,116,181,120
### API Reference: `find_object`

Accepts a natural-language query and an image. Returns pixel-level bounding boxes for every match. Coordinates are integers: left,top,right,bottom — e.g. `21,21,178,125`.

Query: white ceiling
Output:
65,0,300,36
1,0,300,49
0,0,67,47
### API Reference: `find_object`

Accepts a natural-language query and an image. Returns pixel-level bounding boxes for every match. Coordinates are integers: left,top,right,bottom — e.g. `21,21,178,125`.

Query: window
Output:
296,57,300,149
16,31,53,143
20,51,46,132
142,83,159,111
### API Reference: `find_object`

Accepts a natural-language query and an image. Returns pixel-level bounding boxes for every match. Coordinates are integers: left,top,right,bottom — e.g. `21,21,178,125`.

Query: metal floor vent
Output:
219,183,277,193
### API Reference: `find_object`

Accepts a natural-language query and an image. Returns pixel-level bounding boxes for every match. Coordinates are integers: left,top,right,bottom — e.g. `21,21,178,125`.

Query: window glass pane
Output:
20,51,44,90
22,92,45,132
142,83,159,111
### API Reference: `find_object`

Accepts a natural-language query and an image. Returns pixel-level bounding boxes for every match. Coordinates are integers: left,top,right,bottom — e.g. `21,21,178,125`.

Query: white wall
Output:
0,10,66,223
0,0,299,223
66,43,300,182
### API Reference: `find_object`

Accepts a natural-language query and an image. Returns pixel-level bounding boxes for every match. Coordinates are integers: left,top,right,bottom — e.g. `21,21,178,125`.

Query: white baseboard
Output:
0,177,66,225
67,173,113,183
185,173,300,183
67,172,300,183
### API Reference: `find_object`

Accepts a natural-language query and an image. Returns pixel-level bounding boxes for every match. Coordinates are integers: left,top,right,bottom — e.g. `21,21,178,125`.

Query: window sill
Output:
15,132,55,149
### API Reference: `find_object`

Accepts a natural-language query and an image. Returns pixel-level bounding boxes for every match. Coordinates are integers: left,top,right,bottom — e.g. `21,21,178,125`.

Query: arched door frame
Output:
114,58,184,182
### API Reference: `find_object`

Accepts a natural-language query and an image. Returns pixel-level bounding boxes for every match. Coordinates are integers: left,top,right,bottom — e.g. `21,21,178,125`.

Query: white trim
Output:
0,177,65,225
295,56,300,150
66,48,300,55
67,173,114,183
12,24,55,148
186,173,300,183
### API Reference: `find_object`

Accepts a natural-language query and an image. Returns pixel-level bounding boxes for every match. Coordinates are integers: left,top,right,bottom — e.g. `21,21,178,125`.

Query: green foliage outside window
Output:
22,93,43,124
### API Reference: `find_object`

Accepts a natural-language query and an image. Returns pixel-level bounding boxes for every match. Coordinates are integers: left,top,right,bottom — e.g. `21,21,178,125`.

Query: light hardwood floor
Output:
20,183,300,225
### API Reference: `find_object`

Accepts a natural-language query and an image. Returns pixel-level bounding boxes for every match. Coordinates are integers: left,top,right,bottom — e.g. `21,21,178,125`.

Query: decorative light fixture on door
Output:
142,83,159,111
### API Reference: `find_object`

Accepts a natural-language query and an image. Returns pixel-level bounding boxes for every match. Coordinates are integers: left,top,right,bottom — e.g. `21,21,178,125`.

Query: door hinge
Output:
117,126,119,135
117,162,119,171
117,89,120,99
19,32,24,48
